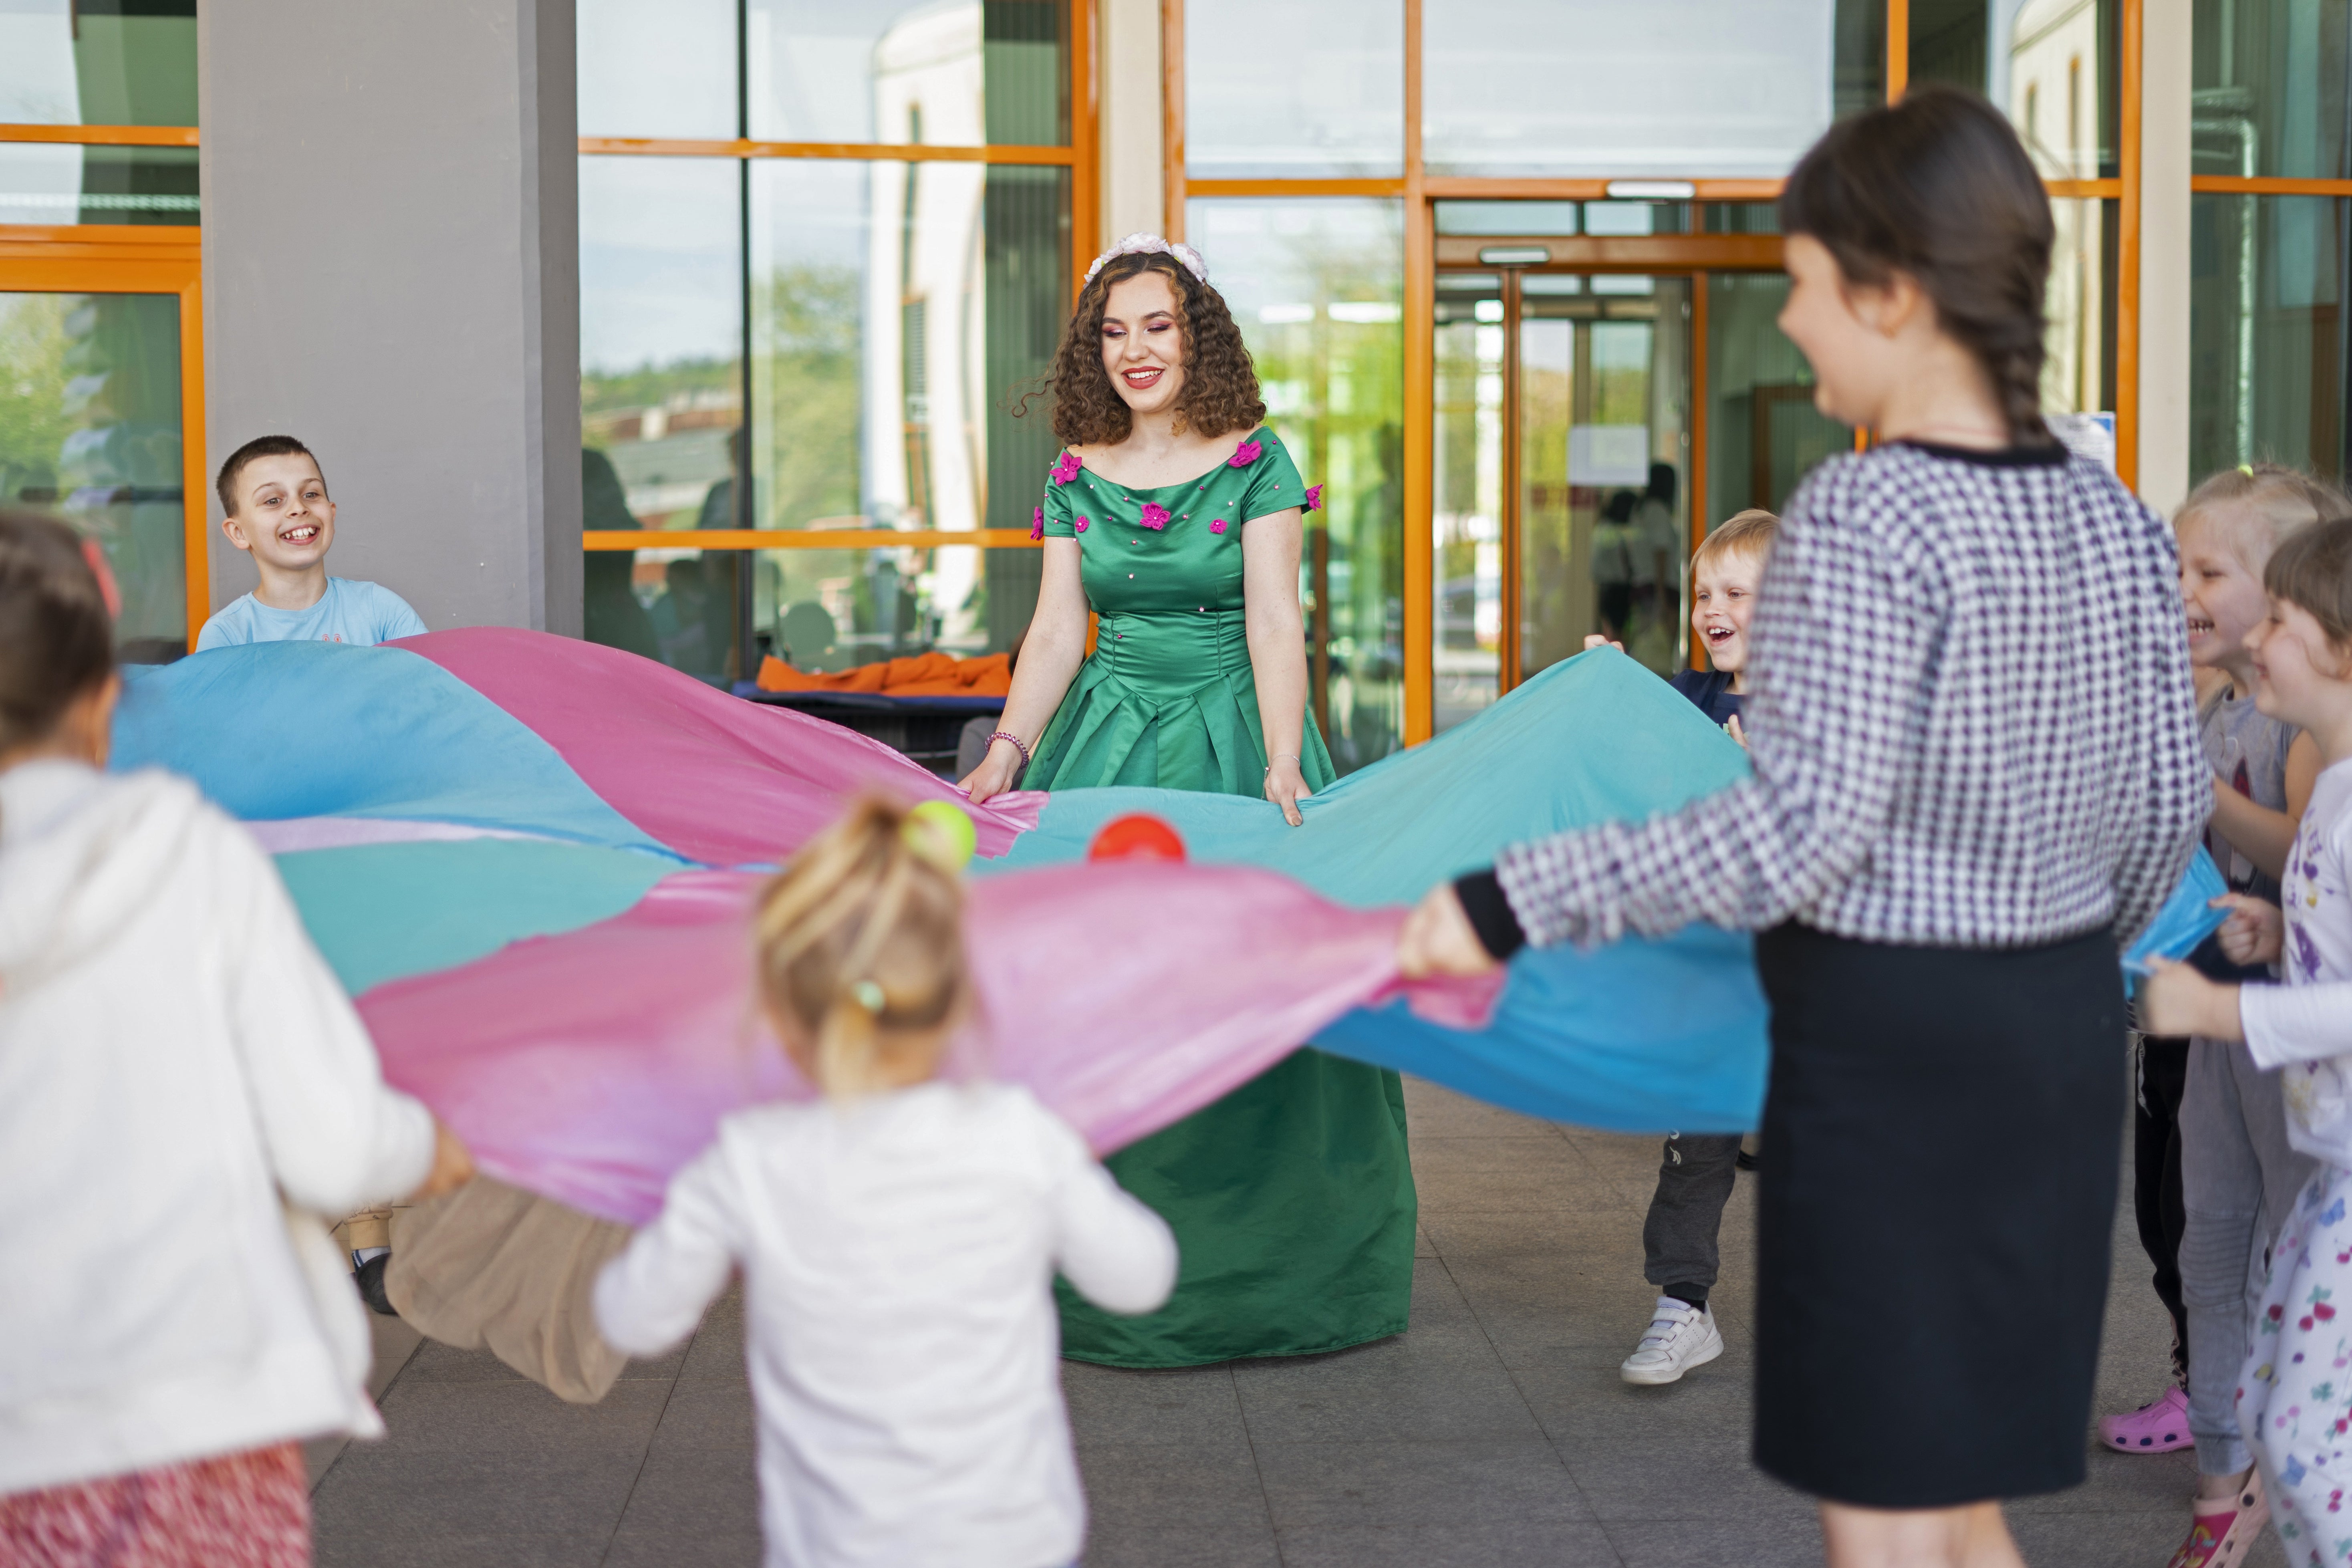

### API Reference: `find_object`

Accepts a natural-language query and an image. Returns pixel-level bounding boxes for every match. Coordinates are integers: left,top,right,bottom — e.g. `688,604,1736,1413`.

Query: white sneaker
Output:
1619,1295,1724,1385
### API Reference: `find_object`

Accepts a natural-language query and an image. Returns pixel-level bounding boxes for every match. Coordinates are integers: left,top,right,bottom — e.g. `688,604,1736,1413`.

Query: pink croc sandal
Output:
2164,1471,2270,1568
2100,1385,2192,1453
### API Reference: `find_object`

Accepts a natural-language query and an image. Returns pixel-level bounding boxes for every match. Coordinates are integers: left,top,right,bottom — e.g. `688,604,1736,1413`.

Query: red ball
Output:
1087,813,1187,863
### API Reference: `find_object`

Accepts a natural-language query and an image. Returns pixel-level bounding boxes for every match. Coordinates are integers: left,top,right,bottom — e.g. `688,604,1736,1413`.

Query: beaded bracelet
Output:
988,730,1032,769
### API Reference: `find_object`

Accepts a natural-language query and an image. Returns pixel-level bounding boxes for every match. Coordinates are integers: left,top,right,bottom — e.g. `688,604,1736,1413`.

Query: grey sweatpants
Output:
1643,1133,1745,1292
2180,1038,2316,1474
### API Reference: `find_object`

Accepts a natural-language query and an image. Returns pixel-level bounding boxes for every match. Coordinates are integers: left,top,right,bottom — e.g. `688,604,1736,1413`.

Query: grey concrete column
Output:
2138,0,2193,518
198,0,581,635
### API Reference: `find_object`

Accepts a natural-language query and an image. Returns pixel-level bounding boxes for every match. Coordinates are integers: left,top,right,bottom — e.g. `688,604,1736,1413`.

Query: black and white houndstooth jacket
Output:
1494,440,2209,952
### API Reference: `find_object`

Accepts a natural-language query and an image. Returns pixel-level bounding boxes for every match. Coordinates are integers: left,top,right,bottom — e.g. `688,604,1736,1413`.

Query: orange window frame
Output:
578,0,1097,560
0,131,208,651
1167,0,2145,743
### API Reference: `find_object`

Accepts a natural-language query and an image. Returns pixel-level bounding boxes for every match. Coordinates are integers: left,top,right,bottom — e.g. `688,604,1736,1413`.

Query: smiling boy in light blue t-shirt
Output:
196,435,426,652
194,433,427,1315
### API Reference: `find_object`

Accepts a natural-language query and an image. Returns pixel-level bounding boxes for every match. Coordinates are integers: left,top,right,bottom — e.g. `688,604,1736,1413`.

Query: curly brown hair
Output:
1033,250,1266,447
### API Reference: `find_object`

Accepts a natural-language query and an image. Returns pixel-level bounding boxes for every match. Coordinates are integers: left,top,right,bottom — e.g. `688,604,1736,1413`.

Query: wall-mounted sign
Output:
1569,425,1650,487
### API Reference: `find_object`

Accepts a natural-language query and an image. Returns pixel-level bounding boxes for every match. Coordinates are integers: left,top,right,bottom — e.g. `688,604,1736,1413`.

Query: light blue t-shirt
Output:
195,576,428,652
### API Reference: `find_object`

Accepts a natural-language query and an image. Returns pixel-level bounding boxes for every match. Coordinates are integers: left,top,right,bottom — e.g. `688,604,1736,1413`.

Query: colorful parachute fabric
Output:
113,631,1514,1224
114,631,2221,1230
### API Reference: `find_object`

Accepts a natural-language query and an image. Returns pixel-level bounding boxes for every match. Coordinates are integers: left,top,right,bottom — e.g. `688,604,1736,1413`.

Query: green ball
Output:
907,798,977,870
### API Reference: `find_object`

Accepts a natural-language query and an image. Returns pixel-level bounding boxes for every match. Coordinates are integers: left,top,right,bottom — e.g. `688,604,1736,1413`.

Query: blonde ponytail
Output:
754,794,971,1096
2178,462,2352,564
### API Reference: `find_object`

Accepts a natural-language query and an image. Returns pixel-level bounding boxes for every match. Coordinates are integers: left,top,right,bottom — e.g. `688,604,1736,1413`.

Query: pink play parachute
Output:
115,629,1508,1226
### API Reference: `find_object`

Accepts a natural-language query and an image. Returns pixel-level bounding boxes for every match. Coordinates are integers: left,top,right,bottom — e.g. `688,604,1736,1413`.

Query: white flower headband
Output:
1085,232,1209,288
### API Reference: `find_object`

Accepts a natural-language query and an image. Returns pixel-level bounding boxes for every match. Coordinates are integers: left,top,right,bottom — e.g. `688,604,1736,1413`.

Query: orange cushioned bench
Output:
754,650,1013,698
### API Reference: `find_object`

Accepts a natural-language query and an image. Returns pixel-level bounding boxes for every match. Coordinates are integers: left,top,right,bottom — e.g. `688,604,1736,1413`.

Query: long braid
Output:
1783,85,2058,447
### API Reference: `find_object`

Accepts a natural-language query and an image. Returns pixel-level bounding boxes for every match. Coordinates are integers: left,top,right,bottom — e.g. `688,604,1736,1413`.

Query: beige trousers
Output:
385,1178,637,1405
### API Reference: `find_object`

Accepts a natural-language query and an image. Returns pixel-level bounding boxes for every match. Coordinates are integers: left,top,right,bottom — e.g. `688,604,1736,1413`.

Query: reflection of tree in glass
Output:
1234,228,1406,771
1590,321,1652,425
580,356,740,444
583,355,738,453
1,294,186,651
754,263,862,528
0,295,73,501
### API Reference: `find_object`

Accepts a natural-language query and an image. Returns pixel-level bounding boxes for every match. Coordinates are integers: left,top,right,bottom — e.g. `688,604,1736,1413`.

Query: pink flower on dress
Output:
1051,451,1083,484
1030,504,1045,541
1228,441,1262,468
1303,483,1324,512
1209,518,1228,534
1139,502,1171,530
1075,516,1089,533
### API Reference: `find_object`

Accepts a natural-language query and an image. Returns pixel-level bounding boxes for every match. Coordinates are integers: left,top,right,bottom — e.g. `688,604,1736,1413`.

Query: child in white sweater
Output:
0,509,473,1563
2144,516,2352,1566
595,796,1177,1568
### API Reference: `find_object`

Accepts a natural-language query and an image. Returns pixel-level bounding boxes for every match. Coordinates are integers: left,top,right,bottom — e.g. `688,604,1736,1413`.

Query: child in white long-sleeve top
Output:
595,795,1177,1568
2104,467,2339,1562
0,509,473,1564
2146,516,2352,1566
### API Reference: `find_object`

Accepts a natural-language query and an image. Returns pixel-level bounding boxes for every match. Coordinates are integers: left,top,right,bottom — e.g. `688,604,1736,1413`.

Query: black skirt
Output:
1751,921,2126,1509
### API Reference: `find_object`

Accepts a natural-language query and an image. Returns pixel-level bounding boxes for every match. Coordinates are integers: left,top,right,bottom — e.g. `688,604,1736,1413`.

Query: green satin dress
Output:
1032,429,1417,1368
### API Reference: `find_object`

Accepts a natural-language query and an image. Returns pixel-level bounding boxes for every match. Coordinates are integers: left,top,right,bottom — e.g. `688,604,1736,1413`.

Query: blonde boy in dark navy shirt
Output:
1574,507,1777,1384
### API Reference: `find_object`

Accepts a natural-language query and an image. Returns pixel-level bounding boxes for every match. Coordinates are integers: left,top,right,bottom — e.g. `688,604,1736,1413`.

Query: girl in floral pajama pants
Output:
2144,517,2352,1567
2245,1171,2352,1560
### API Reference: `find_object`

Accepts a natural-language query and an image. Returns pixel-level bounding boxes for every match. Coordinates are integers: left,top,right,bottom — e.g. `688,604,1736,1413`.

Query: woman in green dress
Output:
960,236,1416,1368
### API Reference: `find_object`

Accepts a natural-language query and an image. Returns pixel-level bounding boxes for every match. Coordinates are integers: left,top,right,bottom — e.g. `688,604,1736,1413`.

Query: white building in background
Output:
867,0,989,648
2009,0,2108,421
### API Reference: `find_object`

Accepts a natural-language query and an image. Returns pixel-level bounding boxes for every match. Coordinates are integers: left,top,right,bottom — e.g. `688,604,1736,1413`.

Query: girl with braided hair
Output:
1402,88,2209,1563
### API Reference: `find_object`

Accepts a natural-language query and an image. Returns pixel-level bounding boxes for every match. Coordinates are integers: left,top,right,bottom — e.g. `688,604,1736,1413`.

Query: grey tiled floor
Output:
310,1078,2275,1566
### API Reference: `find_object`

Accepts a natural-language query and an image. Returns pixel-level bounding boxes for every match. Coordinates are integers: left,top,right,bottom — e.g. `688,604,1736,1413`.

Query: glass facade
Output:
1189,198,1407,772
1419,0,1882,179
1183,0,1404,180
1423,225,1856,728
1910,1,2120,179
0,2,199,655
578,0,739,140
2192,0,2348,181
1705,272,1847,526
579,1,1074,685
2045,195,2117,419
0,291,187,661
1433,275,1502,732
748,0,1068,146
742,159,1065,666
1435,202,1790,238
578,155,746,679
1437,271,1710,732
580,2,1070,147
1520,276,1693,681
0,0,198,127
1434,268,1709,732
2187,2,2350,481
0,0,200,229
2190,193,2346,478
0,143,198,227
575,0,2235,738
